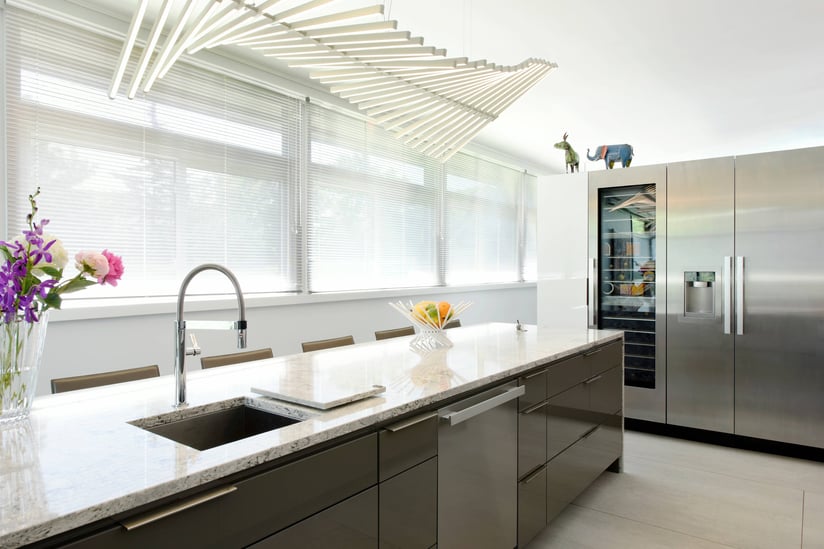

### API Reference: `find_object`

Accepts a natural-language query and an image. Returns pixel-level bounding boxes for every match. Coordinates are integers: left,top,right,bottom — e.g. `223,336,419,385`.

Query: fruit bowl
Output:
389,300,472,351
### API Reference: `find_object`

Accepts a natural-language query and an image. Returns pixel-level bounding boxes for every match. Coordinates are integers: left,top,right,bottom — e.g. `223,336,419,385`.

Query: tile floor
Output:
528,430,824,549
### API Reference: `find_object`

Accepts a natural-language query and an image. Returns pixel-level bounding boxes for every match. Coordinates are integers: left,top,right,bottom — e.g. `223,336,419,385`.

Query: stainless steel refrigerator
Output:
588,165,668,423
666,146,824,448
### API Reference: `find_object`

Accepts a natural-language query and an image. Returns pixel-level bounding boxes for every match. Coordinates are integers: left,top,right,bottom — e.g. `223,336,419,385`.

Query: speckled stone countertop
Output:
0,323,621,547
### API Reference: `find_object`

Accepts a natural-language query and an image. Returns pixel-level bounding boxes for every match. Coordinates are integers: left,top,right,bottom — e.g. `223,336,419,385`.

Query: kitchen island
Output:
0,323,623,548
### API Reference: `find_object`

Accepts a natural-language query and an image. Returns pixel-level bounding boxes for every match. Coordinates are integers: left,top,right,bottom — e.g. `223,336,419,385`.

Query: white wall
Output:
537,172,589,329
38,285,536,396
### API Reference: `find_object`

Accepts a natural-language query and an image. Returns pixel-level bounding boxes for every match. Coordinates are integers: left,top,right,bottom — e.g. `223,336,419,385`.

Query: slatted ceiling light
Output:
111,0,556,161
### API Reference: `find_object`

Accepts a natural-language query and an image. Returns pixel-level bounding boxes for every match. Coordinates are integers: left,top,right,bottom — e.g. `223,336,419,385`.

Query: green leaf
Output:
57,278,97,294
40,266,62,278
43,293,62,310
0,247,12,261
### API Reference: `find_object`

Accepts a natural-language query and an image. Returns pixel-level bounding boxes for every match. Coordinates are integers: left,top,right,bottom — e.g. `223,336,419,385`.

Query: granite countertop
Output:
0,323,622,547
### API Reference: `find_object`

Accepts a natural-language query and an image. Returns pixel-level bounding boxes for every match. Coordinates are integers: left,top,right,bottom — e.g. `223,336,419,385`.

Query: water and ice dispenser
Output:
684,271,715,317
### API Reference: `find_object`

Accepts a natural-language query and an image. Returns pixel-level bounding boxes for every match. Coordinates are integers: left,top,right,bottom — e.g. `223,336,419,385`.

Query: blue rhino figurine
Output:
587,144,634,169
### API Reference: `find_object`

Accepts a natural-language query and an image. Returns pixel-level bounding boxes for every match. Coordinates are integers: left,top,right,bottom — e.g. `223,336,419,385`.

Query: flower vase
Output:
0,312,48,424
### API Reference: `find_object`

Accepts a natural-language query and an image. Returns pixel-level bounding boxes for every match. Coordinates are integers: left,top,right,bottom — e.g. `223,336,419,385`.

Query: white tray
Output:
250,384,386,410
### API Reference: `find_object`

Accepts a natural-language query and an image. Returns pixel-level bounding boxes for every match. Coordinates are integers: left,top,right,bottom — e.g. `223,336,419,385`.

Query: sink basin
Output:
132,400,302,451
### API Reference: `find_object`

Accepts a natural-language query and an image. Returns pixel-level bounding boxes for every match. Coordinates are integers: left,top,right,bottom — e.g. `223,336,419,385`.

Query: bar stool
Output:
301,335,355,353
374,326,415,340
51,365,160,394
201,348,274,369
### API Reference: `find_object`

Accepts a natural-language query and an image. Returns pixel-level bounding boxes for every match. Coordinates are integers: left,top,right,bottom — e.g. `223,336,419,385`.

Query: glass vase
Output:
0,312,49,424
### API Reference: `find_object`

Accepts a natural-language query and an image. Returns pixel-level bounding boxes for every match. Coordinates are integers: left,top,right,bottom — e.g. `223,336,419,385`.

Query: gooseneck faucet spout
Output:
175,263,247,407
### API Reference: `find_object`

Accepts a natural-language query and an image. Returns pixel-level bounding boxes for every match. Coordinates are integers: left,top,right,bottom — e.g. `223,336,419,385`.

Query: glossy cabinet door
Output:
380,458,437,549
518,464,547,548
59,491,225,549
249,487,378,549
219,434,377,547
378,413,438,549
519,370,548,477
547,382,591,460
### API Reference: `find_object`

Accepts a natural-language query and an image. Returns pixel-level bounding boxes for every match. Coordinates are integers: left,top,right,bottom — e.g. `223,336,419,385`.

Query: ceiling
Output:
67,0,824,174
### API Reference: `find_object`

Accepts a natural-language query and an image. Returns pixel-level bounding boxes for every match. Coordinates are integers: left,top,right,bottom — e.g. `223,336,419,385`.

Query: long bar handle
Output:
442,385,525,426
723,256,732,335
121,485,237,530
736,256,744,335
589,257,598,327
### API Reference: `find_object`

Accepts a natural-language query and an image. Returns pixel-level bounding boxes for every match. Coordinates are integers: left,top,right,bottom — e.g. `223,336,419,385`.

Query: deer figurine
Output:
553,132,580,173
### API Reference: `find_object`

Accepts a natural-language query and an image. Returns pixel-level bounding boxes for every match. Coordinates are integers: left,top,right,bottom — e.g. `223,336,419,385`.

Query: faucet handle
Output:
186,332,202,357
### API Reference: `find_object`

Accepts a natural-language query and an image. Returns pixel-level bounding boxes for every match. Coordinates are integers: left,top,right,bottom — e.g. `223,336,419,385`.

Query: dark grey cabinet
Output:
518,340,623,543
249,487,378,548
219,433,377,547
517,463,548,547
59,489,226,549
547,420,622,523
45,343,621,549
378,413,438,549
518,370,548,477
56,434,377,549
379,458,437,549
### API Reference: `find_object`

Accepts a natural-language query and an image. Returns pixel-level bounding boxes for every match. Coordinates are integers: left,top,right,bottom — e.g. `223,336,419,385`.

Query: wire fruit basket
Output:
389,300,472,351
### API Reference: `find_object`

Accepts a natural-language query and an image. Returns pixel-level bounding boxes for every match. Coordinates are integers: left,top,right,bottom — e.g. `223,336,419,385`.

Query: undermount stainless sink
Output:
131,400,303,451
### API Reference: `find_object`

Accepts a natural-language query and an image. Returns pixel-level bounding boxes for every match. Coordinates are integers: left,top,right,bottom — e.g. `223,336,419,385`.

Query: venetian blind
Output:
306,103,440,292
444,153,524,284
523,173,538,281
4,7,302,299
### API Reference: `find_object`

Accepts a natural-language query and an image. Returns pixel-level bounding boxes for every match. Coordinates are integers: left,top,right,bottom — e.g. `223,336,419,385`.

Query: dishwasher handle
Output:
441,385,525,426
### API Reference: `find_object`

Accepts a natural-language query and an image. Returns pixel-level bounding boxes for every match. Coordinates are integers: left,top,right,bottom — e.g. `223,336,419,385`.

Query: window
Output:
306,104,440,292
444,154,525,284
3,6,536,304
4,9,301,299
523,174,538,281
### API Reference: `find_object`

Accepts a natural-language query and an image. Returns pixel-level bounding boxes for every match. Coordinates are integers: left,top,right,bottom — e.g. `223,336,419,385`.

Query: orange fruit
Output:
438,301,452,323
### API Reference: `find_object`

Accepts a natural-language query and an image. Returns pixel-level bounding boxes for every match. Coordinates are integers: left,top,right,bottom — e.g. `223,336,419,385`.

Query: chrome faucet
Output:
174,263,247,407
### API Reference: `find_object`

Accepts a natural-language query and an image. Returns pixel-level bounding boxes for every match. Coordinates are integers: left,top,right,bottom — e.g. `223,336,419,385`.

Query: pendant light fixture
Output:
110,0,557,161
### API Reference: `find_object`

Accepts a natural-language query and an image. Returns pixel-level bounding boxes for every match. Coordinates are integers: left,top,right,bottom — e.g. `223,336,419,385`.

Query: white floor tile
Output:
624,430,824,493
572,454,803,549
803,490,824,548
526,504,736,549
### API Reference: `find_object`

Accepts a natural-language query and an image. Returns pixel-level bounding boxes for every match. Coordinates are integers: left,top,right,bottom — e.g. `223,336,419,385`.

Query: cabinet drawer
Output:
588,365,623,419
250,486,378,549
379,413,437,482
546,354,587,397
547,383,592,460
379,457,437,549
518,399,548,478
583,341,622,377
220,433,377,547
517,464,547,549
61,490,226,549
582,418,623,474
546,427,604,524
519,369,547,411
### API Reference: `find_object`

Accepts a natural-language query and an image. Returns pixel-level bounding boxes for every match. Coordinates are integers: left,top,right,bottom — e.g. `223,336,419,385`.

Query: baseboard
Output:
625,418,824,463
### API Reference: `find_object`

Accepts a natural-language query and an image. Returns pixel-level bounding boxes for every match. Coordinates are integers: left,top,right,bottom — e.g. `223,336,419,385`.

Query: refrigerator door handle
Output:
723,256,733,334
589,257,597,328
736,256,745,335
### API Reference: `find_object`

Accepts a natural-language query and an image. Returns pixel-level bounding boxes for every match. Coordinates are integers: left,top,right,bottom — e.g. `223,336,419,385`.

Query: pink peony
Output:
99,249,124,286
75,251,109,280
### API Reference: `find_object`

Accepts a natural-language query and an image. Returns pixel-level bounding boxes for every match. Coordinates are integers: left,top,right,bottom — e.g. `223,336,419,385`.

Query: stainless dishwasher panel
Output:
438,382,524,549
